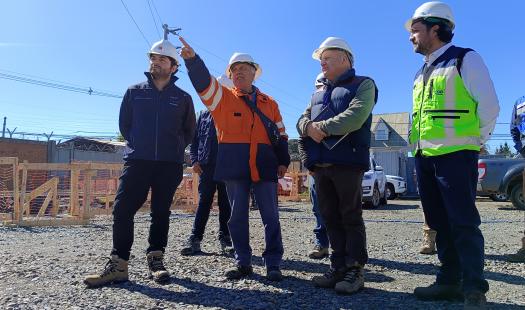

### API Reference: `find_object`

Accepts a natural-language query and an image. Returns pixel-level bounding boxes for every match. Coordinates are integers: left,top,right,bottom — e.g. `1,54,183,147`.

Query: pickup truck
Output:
362,157,387,208
477,157,524,209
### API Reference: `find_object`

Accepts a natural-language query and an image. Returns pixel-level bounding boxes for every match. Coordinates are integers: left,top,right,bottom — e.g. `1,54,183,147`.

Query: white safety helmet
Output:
312,37,353,62
225,52,262,80
147,39,179,66
315,72,325,88
405,1,455,31
217,74,234,89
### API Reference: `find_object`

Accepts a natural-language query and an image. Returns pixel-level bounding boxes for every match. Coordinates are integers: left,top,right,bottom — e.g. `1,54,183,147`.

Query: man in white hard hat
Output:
297,37,378,295
406,2,499,307
179,37,290,282
84,39,196,287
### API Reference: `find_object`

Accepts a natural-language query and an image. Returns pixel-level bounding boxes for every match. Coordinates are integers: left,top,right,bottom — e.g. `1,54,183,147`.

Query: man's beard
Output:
150,67,171,80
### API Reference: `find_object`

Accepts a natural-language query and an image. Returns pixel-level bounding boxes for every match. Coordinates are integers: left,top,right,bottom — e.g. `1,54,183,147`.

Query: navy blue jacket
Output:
301,69,377,170
189,110,218,166
119,72,196,163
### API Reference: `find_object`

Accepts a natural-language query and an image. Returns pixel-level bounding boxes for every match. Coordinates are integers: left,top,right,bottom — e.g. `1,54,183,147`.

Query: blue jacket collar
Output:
144,72,179,90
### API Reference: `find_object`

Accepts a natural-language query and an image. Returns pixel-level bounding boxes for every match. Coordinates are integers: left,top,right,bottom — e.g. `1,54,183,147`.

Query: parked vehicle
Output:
385,175,407,200
362,157,387,208
477,157,524,209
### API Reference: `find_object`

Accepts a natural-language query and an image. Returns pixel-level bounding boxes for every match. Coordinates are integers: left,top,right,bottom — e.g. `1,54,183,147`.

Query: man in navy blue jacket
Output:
84,39,196,288
181,109,233,255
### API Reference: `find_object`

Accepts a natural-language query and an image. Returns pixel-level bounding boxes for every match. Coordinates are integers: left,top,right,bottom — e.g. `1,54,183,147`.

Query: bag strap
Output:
241,95,279,144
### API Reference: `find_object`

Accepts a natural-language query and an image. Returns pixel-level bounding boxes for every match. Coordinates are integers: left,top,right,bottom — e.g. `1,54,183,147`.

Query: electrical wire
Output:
120,0,151,47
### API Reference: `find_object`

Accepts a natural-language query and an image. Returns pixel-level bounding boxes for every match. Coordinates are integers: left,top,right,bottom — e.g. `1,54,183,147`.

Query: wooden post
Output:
19,160,28,220
192,171,199,206
70,163,80,216
11,158,20,223
81,167,95,220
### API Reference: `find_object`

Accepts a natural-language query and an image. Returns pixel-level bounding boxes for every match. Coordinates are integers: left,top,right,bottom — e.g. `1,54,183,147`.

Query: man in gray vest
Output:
297,37,377,295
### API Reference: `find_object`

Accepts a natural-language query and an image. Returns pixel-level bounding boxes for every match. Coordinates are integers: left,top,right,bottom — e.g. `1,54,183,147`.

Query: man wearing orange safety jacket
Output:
179,37,290,282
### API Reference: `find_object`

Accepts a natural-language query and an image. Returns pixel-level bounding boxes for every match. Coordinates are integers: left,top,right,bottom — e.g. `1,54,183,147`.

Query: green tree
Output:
495,142,513,157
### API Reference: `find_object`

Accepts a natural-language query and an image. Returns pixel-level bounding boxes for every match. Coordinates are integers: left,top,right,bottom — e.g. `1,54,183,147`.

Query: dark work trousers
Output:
224,180,283,268
111,159,183,261
415,150,489,293
309,175,329,248
314,165,368,268
190,164,231,240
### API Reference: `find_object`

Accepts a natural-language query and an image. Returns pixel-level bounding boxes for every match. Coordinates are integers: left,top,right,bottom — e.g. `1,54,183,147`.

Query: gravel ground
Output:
0,198,524,309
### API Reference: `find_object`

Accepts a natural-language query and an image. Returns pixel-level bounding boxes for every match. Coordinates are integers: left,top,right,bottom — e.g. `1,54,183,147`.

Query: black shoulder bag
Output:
241,96,281,147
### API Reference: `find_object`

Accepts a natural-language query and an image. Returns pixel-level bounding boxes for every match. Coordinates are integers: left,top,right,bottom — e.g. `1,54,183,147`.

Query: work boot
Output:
414,282,463,301
312,267,348,288
219,235,234,255
266,266,283,282
180,235,201,256
463,291,487,309
225,265,253,280
420,229,437,254
506,247,525,263
84,255,128,288
146,251,170,283
334,265,365,295
308,245,329,259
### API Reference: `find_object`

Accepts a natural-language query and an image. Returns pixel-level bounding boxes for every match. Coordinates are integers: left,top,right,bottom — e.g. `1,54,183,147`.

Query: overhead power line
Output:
120,0,151,47
146,0,161,39
0,71,122,99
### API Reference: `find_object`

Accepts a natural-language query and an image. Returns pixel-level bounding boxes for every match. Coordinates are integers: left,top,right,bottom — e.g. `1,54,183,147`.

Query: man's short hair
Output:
418,17,454,43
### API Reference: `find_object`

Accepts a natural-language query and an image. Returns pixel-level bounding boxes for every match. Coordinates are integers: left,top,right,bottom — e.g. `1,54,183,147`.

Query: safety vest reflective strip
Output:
411,60,481,156
199,77,223,111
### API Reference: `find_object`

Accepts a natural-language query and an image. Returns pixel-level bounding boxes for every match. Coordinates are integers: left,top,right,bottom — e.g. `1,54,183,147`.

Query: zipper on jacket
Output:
155,92,159,160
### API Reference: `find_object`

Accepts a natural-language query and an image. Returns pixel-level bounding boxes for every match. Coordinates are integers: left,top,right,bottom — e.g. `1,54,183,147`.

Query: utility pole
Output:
162,24,182,40
2,117,6,138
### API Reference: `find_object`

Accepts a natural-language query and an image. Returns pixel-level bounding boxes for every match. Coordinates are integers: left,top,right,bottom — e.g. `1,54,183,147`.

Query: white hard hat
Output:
315,72,324,87
147,39,179,65
312,37,353,61
217,74,234,89
405,1,455,31
225,52,262,80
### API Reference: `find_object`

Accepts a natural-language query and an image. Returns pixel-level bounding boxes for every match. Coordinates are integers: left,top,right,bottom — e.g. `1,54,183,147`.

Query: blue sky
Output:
1,0,524,153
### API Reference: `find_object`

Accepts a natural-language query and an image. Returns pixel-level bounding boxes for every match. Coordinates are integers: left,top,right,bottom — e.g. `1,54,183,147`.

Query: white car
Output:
385,175,407,200
361,157,387,208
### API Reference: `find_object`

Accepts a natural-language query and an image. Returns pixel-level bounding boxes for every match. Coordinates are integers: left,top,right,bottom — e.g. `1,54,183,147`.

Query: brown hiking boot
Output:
312,267,348,288
84,255,128,288
463,291,487,309
414,282,463,301
420,229,437,254
146,251,170,283
506,247,525,263
308,245,329,259
334,265,365,295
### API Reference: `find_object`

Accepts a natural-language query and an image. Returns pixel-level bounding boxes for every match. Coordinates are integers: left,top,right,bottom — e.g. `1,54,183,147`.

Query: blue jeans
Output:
112,160,182,261
309,175,329,248
191,164,231,240
224,180,283,268
415,150,488,293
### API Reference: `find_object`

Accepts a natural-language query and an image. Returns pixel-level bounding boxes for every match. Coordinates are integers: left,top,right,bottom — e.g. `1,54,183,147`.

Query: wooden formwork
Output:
0,157,307,226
